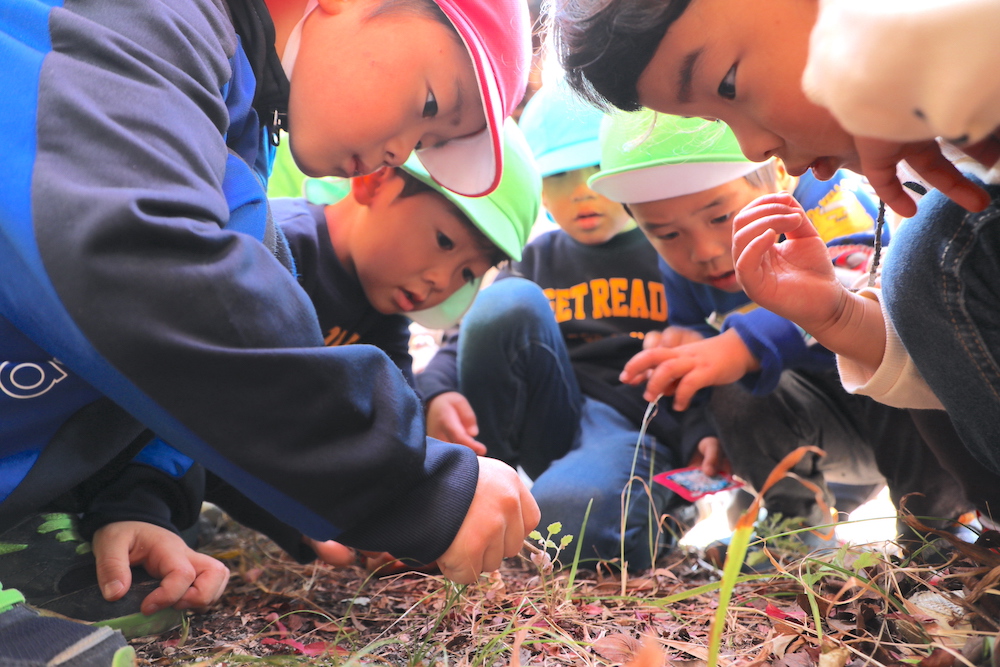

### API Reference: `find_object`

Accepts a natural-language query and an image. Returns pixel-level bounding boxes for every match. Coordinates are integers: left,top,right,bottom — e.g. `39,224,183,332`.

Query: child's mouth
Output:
808,157,840,181
575,212,602,230
351,156,369,177
395,288,419,312
707,271,738,290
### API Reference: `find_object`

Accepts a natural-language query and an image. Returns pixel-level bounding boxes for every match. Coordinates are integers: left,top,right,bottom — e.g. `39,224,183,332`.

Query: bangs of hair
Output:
397,170,508,267
549,0,692,111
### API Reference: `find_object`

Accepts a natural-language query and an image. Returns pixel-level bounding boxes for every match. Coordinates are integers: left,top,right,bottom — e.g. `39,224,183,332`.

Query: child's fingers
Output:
642,329,662,349
175,553,229,610
620,348,674,384
645,357,694,400
674,370,710,412
962,130,1000,169
308,538,358,567
141,555,197,614
91,527,134,603
732,221,777,261
905,149,991,213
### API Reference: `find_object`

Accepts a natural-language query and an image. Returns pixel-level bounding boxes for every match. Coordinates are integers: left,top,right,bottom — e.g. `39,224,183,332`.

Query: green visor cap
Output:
589,109,761,204
404,119,541,329
519,81,604,177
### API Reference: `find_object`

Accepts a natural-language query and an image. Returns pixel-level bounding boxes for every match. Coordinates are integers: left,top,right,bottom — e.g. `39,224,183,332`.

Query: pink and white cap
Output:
415,0,532,197
281,0,531,197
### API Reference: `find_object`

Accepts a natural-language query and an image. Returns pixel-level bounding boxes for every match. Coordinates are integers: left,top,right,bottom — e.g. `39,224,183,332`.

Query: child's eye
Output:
436,231,454,250
656,231,680,241
717,64,737,100
710,212,733,224
462,267,476,284
423,90,439,118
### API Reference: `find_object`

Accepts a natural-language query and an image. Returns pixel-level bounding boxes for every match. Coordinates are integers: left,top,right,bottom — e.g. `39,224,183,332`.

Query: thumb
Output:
92,529,134,602
456,399,479,438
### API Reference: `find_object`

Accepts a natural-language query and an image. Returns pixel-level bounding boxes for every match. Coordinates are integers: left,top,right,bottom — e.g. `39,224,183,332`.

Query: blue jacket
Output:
0,0,477,564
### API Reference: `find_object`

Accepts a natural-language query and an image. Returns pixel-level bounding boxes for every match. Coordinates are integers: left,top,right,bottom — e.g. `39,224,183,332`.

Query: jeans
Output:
883,180,1000,492
458,278,681,570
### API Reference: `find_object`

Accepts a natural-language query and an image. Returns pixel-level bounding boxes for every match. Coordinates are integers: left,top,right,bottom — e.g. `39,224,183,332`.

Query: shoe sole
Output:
94,607,184,639
112,646,138,667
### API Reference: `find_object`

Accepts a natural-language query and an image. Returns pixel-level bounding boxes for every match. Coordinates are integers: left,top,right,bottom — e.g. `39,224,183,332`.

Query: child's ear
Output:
773,159,796,192
350,166,396,205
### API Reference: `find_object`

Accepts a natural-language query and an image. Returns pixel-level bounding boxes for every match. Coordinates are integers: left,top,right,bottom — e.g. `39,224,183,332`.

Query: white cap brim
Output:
590,162,765,203
415,7,504,197
408,278,483,329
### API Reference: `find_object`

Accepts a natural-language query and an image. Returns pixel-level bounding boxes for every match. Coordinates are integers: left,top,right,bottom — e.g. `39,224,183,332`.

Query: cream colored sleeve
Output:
836,287,945,409
803,0,1000,145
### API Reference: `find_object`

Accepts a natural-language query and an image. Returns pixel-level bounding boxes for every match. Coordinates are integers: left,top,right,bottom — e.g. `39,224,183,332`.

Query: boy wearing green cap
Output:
419,83,715,572
596,110,972,558
200,120,541,568
33,123,541,600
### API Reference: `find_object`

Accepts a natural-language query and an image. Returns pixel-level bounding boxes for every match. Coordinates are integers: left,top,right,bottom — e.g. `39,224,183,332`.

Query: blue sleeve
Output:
721,309,830,394
0,0,476,564
660,260,718,337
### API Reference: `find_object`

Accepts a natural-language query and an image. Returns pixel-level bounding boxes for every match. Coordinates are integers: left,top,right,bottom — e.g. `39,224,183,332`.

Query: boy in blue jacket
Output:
595,111,971,560
0,0,538,662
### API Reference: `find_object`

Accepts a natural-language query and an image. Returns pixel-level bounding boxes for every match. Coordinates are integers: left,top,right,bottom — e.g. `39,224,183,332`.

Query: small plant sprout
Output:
527,522,574,575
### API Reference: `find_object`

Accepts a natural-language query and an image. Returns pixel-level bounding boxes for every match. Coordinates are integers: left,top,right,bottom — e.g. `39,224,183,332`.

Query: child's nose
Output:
728,120,782,164
692,237,725,262
571,183,597,202
384,132,423,168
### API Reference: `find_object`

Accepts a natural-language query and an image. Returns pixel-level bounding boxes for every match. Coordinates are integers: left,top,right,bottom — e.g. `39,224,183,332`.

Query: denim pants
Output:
709,369,972,540
883,180,1000,503
458,278,681,570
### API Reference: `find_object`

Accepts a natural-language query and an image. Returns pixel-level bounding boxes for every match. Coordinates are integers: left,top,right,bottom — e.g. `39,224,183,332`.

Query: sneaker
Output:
0,586,136,666
0,513,182,638
704,516,839,573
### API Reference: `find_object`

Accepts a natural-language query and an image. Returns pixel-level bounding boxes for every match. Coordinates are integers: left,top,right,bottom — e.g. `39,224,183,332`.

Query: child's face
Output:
542,166,634,245
349,177,494,315
634,0,860,182
289,0,486,179
629,177,766,292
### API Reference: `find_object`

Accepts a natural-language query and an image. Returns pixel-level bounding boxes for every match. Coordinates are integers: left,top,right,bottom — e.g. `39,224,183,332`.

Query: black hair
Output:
396,170,509,267
367,0,461,40
550,0,693,112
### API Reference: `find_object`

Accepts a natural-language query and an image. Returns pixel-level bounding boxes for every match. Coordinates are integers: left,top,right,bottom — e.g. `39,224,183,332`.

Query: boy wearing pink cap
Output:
0,0,536,662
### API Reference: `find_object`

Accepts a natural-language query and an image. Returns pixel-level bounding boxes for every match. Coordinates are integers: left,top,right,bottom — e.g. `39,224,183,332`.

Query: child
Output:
0,0,536,661
594,109,972,553
419,82,716,572
550,0,994,219
550,0,1000,524
206,120,541,569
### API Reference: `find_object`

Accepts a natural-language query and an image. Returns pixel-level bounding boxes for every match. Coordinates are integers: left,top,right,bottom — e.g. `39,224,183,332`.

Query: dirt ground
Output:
130,509,1000,667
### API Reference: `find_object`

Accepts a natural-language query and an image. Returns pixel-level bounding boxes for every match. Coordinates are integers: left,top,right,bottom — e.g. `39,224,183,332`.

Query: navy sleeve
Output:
0,0,475,564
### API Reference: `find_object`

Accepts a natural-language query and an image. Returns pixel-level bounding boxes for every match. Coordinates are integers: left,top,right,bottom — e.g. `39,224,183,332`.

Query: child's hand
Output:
436,457,539,584
620,330,759,410
732,192,847,332
688,436,729,477
643,326,705,350
304,537,359,567
426,392,487,455
92,521,230,615
853,134,998,218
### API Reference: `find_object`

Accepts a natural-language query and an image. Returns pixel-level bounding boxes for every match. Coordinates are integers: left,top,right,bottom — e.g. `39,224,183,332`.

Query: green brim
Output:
591,109,760,203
